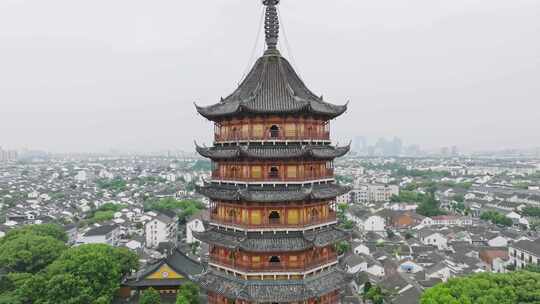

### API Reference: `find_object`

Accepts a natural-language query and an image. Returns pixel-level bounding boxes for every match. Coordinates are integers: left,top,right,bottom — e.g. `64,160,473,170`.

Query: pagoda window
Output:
311,208,320,222
231,127,239,139
269,125,280,138
253,124,264,138
230,166,239,179
241,124,249,138
287,165,298,178
298,123,305,138
227,209,237,222
287,209,299,225
285,123,296,138
269,211,280,224
308,166,315,178
269,256,281,264
269,166,279,179
251,210,262,225
251,166,262,179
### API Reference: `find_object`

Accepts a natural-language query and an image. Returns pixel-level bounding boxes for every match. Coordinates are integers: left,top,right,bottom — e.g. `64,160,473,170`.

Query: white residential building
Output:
509,239,540,269
76,225,120,246
186,217,205,244
362,215,386,232
351,183,399,203
145,211,179,248
419,230,448,250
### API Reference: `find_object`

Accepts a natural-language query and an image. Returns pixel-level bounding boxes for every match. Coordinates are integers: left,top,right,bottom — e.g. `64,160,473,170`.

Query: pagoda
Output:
193,1,352,303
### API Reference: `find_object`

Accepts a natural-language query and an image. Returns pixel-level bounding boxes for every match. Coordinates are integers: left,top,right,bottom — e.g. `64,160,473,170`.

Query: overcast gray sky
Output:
1,0,538,153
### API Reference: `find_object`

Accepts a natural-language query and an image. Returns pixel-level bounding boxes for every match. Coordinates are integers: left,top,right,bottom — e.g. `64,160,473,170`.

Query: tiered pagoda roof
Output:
196,143,350,160
195,268,352,302
196,183,351,203
193,226,350,252
195,50,347,120
193,0,352,302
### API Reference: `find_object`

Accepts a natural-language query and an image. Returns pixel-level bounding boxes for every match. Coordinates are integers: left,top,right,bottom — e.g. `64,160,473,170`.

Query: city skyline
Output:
1,0,539,153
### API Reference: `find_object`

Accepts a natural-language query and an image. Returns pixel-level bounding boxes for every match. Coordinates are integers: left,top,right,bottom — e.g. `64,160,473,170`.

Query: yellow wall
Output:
146,264,184,280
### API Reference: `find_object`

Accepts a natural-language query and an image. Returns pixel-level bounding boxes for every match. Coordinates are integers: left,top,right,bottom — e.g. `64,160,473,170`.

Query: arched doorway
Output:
269,166,279,179
269,256,281,268
269,211,280,225
269,125,280,138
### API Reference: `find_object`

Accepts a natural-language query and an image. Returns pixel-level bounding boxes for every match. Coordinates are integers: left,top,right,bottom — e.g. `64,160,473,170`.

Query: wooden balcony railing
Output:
212,169,334,182
215,131,330,142
210,212,337,229
210,254,338,273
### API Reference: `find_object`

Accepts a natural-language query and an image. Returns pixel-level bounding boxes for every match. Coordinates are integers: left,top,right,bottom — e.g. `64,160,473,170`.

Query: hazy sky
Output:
1,0,539,153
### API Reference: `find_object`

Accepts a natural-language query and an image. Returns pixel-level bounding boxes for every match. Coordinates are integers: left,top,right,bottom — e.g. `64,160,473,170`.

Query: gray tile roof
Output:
84,224,117,236
197,183,350,203
196,268,352,302
512,239,540,256
196,143,350,160
195,226,350,252
195,53,347,120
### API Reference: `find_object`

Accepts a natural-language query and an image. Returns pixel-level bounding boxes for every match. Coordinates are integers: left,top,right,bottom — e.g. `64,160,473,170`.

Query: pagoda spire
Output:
263,0,280,51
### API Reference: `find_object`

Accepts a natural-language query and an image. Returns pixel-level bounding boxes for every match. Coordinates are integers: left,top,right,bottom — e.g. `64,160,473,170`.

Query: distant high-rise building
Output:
0,147,18,163
451,146,459,156
391,137,403,156
404,144,421,157
354,136,367,153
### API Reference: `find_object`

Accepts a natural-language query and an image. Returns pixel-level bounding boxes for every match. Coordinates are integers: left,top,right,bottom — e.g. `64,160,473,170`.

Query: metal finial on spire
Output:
263,0,280,51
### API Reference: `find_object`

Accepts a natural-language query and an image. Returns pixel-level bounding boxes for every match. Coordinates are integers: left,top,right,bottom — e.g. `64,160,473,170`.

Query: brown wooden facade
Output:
212,161,334,182
214,116,330,142
209,201,337,229
209,245,337,273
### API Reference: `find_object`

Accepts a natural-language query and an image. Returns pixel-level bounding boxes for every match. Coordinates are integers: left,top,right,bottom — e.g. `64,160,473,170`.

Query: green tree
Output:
404,231,414,240
522,207,540,217
416,194,446,217
335,241,350,255
420,271,540,304
42,244,139,302
0,233,66,273
365,285,384,304
362,281,372,300
192,160,211,171
480,211,513,226
111,247,139,277
453,194,465,203
140,287,161,304
1,224,68,243
34,273,93,304
177,282,200,304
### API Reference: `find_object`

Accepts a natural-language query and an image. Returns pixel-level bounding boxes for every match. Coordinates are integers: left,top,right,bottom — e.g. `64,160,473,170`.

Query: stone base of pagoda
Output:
208,290,339,304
